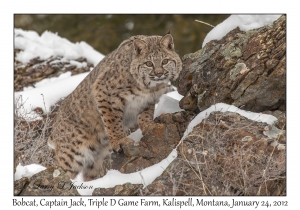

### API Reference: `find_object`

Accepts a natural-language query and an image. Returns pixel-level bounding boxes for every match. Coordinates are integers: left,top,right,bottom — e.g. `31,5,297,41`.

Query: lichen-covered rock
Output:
118,111,194,174
19,167,80,196
178,15,286,113
92,182,143,196
154,111,195,138
119,123,180,173
140,111,286,196
14,54,93,91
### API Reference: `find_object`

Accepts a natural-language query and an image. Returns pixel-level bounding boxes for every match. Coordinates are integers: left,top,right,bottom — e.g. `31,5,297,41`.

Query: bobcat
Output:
48,34,182,181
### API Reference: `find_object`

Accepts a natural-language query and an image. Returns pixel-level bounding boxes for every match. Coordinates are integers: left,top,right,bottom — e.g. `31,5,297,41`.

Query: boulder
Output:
118,111,194,174
178,15,286,113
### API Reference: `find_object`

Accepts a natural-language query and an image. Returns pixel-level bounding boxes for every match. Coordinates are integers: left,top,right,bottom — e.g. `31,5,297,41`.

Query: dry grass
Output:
14,95,58,168
177,111,286,196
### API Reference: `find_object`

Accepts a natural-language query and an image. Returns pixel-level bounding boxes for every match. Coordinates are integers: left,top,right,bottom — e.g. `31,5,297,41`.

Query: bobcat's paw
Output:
120,137,140,157
111,142,122,153
111,137,138,156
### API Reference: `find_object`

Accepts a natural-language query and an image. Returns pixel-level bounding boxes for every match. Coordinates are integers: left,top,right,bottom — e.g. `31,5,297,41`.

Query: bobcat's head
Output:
130,34,182,88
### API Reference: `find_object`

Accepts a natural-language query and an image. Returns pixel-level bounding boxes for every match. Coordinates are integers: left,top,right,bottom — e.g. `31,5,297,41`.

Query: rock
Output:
44,67,55,75
92,182,143,196
87,63,94,68
19,167,80,196
75,57,87,63
71,67,90,76
113,111,194,174
65,65,76,71
14,177,30,195
31,71,43,79
29,57,44,65
140,111,286,196
119,157,152,173
154,111,195,138
139,123,180,163
119,118,181,173
14,52,95,91
122,140,140,157
178,15,286,113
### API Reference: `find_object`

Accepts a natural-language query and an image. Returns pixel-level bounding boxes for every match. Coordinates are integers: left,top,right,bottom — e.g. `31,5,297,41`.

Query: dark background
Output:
14,14,230,57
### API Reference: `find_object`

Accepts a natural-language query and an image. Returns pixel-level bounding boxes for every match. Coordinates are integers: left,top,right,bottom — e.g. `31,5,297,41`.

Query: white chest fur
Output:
122,86,166,130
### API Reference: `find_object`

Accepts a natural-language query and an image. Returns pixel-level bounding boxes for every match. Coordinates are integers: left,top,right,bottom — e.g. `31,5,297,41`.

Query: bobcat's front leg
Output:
95,94,134,152
138,104,156,135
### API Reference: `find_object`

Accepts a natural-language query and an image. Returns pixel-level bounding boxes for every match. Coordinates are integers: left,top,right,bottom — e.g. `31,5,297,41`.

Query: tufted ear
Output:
133,39,147,55
160,34,174,50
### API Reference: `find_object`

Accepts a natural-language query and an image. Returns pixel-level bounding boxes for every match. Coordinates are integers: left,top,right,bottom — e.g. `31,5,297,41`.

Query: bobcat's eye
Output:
145,61,153,67
162,59,168,65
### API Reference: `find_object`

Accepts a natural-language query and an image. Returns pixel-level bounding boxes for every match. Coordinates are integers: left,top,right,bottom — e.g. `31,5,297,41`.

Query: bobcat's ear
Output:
133,39,147,55
160,34,174,50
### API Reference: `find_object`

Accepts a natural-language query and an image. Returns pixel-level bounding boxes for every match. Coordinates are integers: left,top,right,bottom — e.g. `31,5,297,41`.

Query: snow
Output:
127,128,143,142
69,60,88,68
25,71,73,90
13,150,178,195
15,72,89,115
14,15,281,195
202,15,282,47
14,28,104,67
166,88,184,101
183,103,278,138
72,149,178,195
14,163,46,181
153,93,184,119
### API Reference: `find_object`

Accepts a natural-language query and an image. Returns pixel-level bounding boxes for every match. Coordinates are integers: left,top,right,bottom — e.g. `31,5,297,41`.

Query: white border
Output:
4,0,298,209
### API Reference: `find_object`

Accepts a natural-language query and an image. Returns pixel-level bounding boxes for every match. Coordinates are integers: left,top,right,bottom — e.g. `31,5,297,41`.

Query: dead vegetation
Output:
14,95,60,168
176,111,286,196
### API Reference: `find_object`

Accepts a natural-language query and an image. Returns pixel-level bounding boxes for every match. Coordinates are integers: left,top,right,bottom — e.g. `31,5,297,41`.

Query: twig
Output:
257,123,285,196
195,20,215,28
181,135,211,195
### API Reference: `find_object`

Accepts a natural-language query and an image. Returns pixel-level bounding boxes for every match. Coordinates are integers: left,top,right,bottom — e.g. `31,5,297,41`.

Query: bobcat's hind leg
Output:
82,145,111,181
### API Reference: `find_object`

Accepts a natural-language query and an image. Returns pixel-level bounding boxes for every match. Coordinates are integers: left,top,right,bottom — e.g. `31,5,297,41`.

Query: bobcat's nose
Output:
156,72,163,78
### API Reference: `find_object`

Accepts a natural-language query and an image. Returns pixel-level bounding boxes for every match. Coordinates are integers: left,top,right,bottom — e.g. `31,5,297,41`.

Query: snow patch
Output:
14,28,104,66
166,90,184,101
14,163,46,181
154,94,184,119
15,72,89,116
127,128,143,142
202,15,281,47
183,103,278,137
72,149,178,195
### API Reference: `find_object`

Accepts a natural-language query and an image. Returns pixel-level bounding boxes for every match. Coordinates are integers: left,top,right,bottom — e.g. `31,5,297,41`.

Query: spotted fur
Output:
48,34,182,181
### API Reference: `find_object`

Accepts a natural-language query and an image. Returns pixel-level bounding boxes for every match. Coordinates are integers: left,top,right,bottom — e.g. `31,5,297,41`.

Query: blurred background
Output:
14,14,229,57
